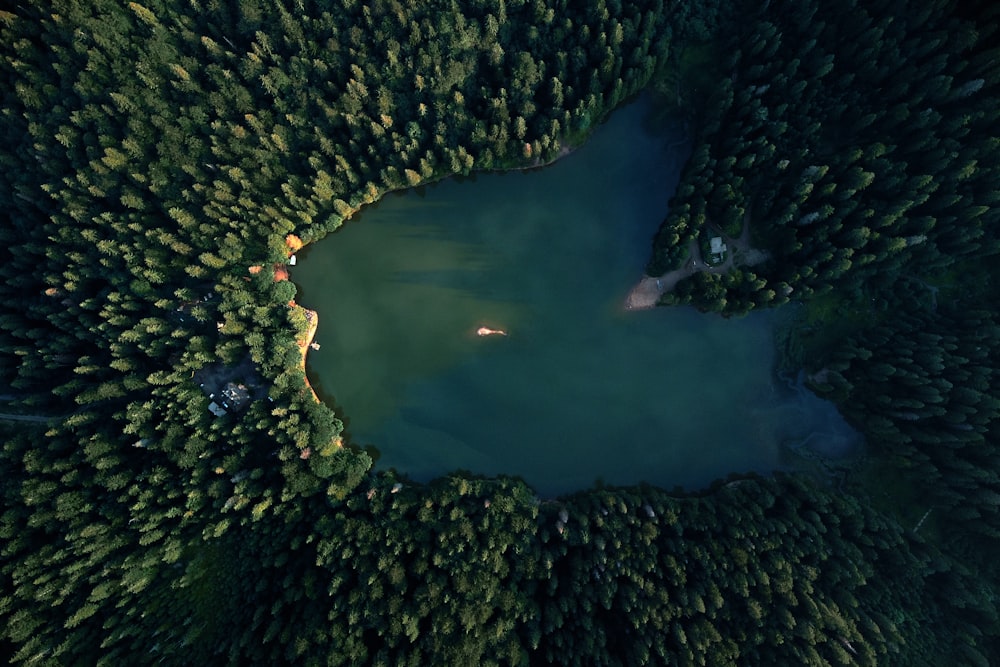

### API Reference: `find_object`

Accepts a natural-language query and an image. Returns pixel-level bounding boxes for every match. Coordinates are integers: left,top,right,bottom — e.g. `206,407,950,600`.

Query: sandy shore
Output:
625,273,682,310
295,305,346,451
625,240,701,310
296,305,320,404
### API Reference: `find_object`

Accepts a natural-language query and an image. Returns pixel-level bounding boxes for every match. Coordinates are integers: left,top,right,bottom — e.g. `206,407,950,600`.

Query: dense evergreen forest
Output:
1,0,998,664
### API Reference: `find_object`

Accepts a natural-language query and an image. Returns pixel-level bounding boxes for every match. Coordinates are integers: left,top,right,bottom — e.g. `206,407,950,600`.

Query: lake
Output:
294,97,860,496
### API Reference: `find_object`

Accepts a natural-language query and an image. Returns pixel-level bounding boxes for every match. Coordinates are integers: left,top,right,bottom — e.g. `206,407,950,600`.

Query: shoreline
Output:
624,239,702,310
487,142,578,173
294,303,345,451
296,304,321,404
289,138,582,378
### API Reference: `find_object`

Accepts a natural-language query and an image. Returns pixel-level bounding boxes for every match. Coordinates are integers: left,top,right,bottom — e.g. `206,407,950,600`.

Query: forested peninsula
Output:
2,0,999,665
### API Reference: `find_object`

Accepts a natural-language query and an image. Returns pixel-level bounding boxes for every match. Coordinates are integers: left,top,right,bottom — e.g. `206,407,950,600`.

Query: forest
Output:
1,0,998,664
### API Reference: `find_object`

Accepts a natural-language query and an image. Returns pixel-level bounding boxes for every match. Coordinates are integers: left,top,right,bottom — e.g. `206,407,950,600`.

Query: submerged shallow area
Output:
295,98,859,495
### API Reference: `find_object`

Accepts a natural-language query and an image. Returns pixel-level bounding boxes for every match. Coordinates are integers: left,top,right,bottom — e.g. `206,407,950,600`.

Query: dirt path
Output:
625,213,770,310
0,412,57,423
732,209,770,266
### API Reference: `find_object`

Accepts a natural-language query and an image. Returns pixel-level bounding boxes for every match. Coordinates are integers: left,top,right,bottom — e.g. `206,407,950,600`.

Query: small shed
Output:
208,401,226,417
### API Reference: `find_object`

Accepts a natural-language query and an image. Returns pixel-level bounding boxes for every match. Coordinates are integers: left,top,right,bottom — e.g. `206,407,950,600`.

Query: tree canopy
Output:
1,0,998,664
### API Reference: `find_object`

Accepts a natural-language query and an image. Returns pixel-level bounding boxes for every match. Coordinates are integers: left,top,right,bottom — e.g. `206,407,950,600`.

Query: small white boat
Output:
476,326,507,337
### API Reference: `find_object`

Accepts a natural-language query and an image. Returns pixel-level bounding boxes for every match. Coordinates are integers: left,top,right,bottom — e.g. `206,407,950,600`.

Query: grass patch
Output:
775,290,875,373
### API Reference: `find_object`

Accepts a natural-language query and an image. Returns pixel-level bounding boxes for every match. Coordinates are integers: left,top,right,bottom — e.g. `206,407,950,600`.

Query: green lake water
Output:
294,98,860,495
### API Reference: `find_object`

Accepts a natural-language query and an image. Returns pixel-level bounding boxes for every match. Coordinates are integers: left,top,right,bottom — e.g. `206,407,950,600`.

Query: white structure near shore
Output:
710,236,727,263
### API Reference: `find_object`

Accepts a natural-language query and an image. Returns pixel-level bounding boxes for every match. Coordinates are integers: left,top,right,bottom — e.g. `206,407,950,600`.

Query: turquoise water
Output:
295,98,859,495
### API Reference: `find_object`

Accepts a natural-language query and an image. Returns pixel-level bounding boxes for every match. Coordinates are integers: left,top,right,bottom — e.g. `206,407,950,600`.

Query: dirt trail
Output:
0,413,57,423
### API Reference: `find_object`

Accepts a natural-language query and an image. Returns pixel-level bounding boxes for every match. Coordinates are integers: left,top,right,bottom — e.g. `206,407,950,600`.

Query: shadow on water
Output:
771,369,864,474
292,95,862,496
